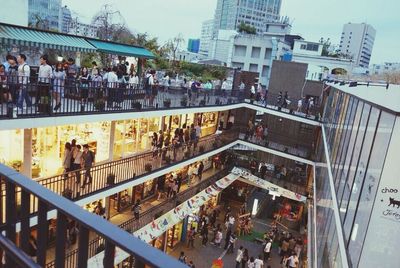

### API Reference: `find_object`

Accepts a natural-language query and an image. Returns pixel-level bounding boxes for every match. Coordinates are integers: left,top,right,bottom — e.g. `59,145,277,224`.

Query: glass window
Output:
335,101,363,195
0,129,24,172
348,111,396,267
339,104,370,220
343,107,379,241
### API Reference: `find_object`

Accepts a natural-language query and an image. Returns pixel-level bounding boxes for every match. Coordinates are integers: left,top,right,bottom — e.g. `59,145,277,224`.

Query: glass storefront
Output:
32,122,111,178
166,222,183,253
0,129,23,172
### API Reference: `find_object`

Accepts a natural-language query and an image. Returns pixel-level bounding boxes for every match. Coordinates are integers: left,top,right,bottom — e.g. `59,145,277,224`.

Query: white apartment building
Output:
213,0,282,35
200,19,214,56
339,22,376,68
371,62,400,75
292,40,354,81
68,20,99,38
209,25,290,86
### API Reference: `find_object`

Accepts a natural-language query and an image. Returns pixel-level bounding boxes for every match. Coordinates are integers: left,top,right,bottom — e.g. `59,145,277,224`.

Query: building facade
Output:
28,0,62,31
213,0,282,35
200,19,214,55
187,39,200,53
339,23,376,68
60,5,72,33
370,62,400,75
68,20,99,38
209,25,290,86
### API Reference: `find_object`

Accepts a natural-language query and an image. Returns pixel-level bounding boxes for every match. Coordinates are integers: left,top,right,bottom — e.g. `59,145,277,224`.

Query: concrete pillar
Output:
109,121,116,161
22,128,32,178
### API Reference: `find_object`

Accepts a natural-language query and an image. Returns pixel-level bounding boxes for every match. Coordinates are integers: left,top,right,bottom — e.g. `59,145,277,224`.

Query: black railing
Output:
45,167,231,268
0,75,240,119
0,164,187,268
0,75,322,121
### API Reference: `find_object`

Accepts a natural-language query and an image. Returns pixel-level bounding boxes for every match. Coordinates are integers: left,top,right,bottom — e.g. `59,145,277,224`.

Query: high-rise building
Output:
187,39,200,53
213,0,282,35
28,0,62,31
60,5,72,33
200,19,214,55
339,22,376,68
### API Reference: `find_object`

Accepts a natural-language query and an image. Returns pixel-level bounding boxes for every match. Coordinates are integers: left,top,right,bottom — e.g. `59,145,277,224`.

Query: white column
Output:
109,121,116,161
22,129,32,178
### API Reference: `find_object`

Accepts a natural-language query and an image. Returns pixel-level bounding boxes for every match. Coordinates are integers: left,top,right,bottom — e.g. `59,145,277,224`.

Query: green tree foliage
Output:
238,22,256,34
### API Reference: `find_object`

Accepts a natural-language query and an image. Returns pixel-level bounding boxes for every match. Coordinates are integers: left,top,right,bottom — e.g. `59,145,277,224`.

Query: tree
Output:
319,37,331,56
238,22,256,34
92,4,126,41
164,34,185,63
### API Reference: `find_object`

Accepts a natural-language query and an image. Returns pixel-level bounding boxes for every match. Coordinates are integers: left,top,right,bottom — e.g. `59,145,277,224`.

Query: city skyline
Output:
62,0,399,64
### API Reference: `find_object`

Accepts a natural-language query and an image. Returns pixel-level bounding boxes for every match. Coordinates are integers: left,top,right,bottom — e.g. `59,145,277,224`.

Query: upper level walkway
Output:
0,78,322,129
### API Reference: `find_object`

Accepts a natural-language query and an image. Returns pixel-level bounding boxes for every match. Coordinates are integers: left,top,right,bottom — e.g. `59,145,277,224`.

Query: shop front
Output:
32,122,111,178
0,129,23,172
276,198,304,230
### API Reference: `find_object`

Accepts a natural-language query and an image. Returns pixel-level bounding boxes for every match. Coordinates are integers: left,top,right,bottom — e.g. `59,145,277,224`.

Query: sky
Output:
63,0,400,64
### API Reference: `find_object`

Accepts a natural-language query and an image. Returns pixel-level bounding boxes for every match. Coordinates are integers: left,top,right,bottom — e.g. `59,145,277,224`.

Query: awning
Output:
87,39,155,59
0,23,96,52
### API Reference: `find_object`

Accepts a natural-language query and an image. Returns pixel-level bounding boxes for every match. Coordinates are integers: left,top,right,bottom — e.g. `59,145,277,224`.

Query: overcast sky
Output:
63,0,399,64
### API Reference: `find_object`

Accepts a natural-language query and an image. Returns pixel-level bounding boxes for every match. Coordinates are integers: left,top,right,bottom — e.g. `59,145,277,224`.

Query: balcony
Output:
0,164,186,268
0,77,322,125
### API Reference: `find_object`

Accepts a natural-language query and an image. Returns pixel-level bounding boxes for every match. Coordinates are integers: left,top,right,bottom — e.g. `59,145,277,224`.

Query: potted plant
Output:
164,98,171,108
181,96,188,107
145,163,152,172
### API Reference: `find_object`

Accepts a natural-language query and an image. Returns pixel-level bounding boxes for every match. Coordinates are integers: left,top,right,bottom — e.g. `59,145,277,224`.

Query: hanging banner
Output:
231,167,307,202
87,173,239,267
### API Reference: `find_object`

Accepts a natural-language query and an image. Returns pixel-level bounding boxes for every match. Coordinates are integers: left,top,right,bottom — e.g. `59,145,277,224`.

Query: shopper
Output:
236,246,244,268
242,248,249,268
7,55,19,105
62,142,72,177
263,239,272,261
201,224,208,247
79,67,91,106
254,255,264,268
287,252,299,268
81,144,95,188
187,227,196,249
227,233,237,254
214,228,222,248
178,251,187,264
72,144,83,184
132,200,141,220
248,257,256,268
197,161,204,181
16,54,32,109
52,62,66,111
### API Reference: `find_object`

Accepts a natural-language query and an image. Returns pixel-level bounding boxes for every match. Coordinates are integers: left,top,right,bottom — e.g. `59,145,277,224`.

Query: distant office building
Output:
60,5,72,33
28,0,61,31
68,21,98,38
187,39,200,53
213,0,282,35
200,19,214,55
371,62,400,75
339,22,376,68
0,0,28,26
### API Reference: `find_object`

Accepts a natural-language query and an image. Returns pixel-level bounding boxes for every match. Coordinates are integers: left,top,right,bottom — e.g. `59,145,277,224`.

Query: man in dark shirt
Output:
81,144,95,188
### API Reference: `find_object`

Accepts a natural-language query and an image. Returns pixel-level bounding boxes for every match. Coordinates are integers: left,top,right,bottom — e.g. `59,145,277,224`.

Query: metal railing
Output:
0,75,322,121
45,167,231,268
0,164,187,268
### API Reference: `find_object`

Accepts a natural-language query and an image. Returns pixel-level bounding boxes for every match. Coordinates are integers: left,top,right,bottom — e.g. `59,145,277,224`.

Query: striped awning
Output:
0,23,96,52
87,39,155,59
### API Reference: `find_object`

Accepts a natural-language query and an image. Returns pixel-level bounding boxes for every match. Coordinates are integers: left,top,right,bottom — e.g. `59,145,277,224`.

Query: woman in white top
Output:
128,71,139,89
52,63,65,111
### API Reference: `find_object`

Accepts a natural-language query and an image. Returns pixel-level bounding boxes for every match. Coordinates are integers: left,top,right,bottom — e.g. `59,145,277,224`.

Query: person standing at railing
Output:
91,68,103,110
106,66,118,108
297,97,303,112
72,144,83,184
157,130,164,157
79,67,91,107
151,132,158,158
144,70,155,107
282,91,290,108
52,63,65,111
132,199,141,220
7,55,18,106
16,54,32,110
0,64,8,102
66,58,77,95
36,55,53,107
275,91,283,107
128,70,139,90
81,144,95,188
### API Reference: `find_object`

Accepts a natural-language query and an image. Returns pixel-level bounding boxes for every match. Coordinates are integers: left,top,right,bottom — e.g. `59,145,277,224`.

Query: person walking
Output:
81,144,95,188
227,233,237,254
263,239,272,261
72,144,83,184
79,67,91,106
241,248,249,268
197,161,204,181
287,252,299,268
16,54,32,109
214,228,222,248
236,246,244,268
62,142,72,179
178,251,187,264
132,200,141,220
187,227,196,249
247,257,256,268
254,255,264,268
